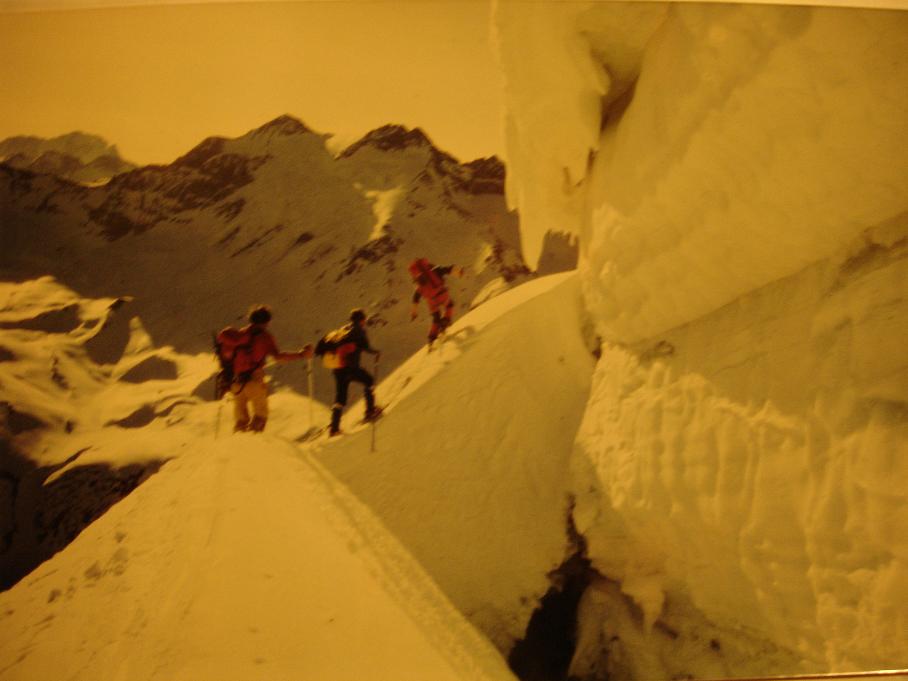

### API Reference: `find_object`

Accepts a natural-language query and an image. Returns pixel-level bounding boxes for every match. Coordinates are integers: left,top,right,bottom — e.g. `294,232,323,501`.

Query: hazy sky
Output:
0,1,504,165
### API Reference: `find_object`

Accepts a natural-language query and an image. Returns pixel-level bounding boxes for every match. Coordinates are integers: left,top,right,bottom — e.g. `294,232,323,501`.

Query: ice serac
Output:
495,2,908,679
493,1,668,271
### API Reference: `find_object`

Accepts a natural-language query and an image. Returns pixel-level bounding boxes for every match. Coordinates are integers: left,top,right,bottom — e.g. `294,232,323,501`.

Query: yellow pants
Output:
231,372,269,432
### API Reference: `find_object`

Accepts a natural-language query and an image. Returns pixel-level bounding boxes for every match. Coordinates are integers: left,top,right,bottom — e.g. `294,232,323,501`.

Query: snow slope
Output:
314,271,594,650
495,2,908,678
0,271,593,679
0,437,516,681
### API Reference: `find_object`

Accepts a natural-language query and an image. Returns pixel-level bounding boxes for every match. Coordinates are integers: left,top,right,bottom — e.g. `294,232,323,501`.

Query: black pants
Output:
331,366,375,432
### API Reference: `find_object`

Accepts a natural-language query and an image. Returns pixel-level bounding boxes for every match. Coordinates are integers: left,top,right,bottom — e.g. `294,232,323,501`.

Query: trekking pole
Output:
306,357,314,430
213,332,222,439
370,354,380,453
214,386,223,439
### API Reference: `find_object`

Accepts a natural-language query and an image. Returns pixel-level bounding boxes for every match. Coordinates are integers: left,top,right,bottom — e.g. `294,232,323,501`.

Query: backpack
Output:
214,326,264,398
314,323,357,369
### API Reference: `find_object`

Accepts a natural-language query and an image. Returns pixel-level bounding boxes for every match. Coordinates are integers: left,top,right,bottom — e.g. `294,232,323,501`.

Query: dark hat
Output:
350,308,367,323
249,305,272,325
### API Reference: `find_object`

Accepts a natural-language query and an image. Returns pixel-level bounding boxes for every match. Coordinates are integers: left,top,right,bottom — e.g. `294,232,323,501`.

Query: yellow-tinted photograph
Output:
1,2,906,680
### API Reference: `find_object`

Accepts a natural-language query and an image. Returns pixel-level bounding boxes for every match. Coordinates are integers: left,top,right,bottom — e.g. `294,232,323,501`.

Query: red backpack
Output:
214,326,265,397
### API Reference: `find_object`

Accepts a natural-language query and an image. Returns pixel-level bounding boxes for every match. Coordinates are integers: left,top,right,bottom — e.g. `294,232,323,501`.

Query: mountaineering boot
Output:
364,387,377,413
428,332,445,352
329,404,343,437
250,415,267,433
363,406,384,423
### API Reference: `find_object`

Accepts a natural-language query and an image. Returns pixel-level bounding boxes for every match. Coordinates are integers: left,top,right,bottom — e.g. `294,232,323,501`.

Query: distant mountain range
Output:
0,132,136,185
0,115,577,401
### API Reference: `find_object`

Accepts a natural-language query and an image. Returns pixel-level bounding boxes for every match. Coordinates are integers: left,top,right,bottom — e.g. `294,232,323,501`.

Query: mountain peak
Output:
338,125,434,159
171,136,229,168
464,156,505,178
252,115,311,137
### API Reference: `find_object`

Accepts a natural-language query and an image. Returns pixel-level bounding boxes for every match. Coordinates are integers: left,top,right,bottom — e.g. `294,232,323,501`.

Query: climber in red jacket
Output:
408,257,464,349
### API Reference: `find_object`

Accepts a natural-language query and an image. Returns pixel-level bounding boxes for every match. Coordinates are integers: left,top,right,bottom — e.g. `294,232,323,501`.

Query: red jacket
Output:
410,260,454,308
